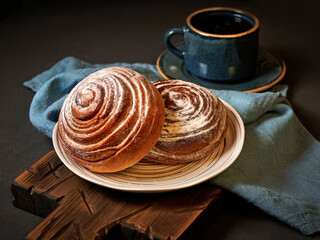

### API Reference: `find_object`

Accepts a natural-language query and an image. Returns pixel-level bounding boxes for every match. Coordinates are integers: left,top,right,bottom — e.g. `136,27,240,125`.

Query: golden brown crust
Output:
145,79,228,164
57,67,165,172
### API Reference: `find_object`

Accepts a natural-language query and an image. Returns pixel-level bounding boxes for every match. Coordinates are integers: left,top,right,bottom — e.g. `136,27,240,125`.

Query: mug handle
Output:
164,27,186,59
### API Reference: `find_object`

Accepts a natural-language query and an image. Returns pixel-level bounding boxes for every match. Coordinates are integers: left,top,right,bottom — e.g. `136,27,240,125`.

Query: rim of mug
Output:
186,7,259,38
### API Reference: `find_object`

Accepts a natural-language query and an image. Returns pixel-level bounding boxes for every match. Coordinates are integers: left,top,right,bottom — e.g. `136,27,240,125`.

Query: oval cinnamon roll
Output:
145,79,228,164
57,67,165,172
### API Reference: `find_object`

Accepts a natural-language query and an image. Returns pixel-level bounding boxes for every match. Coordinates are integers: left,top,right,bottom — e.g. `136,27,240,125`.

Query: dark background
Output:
1,0,320,239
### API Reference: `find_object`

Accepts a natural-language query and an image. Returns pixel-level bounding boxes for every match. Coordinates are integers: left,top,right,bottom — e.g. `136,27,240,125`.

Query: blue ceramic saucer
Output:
156,44,286,92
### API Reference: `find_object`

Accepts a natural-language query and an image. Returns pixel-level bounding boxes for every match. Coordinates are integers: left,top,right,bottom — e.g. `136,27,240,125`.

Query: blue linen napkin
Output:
24,56,320,235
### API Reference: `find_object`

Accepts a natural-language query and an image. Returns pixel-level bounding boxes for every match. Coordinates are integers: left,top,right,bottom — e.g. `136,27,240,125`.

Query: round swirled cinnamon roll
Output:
57,67,165,172
145,79,228,164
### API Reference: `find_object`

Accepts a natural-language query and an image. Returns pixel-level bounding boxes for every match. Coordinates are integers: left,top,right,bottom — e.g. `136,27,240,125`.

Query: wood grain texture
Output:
11,150,223,240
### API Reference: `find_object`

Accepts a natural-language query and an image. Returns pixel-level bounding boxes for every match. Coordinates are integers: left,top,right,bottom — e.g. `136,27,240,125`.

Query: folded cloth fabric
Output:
24,57,320,235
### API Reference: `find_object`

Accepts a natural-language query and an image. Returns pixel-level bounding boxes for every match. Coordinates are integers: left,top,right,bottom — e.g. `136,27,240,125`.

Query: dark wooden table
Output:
1,0,320,239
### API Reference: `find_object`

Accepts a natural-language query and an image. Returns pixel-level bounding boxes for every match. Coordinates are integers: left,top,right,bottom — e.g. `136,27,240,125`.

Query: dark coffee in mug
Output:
190,11,254,35
164,7,260,82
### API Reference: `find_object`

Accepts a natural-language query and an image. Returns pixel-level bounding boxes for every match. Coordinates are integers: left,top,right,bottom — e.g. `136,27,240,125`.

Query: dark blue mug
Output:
164,7,259,82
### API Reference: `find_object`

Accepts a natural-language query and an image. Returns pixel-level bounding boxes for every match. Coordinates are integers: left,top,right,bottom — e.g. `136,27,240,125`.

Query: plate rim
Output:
156,44,286,93
52,99,245,193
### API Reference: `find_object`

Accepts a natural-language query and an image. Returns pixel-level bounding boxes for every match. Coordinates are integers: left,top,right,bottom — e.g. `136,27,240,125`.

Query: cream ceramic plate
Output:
53,100,245,193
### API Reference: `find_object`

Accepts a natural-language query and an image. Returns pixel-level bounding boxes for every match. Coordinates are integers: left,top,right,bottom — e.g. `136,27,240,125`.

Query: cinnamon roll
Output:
57,67,165,172
145,79,228,164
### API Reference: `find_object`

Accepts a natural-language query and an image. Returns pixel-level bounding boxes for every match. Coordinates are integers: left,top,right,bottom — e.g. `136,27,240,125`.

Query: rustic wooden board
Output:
11,150,223,240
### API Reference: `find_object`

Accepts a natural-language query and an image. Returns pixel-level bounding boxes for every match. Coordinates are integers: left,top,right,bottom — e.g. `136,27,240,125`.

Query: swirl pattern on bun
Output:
145,79,228,164
57,67,165,172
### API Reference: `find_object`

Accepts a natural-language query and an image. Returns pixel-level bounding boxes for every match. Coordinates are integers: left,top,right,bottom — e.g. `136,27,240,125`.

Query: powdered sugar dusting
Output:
147,79,228,164
57,67,163,171
156,80,217,141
